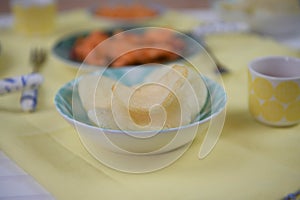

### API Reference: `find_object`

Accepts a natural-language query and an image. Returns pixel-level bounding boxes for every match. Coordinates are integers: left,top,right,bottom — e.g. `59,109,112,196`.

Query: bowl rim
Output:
248,56,300,81
54,72,227,134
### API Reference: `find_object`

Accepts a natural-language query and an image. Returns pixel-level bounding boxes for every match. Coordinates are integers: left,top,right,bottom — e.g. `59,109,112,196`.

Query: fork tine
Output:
30,48,47,67
30,48,47,73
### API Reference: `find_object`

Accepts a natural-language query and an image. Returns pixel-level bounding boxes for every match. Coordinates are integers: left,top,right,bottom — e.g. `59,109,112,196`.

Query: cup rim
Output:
248,56,300,81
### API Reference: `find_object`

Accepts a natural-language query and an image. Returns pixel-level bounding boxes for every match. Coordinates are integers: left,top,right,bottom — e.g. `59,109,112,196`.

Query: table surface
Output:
0,7,300,200
4,10,213,200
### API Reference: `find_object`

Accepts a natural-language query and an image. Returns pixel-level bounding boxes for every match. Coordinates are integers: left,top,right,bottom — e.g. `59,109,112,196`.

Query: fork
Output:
192,22,245,74
20,48,47,112
204,44,229,74
200,40,229,74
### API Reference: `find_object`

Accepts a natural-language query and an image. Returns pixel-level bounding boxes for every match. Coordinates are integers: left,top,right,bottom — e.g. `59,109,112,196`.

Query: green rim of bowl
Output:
54,67,226,133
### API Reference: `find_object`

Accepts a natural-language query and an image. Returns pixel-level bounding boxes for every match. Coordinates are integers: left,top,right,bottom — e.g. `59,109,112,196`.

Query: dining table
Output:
0,4,300,200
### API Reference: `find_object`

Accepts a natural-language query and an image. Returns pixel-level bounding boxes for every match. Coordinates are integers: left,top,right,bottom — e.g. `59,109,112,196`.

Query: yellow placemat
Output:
0,9,300,200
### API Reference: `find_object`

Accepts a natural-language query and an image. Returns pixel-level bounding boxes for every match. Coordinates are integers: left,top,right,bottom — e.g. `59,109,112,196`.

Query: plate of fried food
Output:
52,27,202,70
88,3,165,24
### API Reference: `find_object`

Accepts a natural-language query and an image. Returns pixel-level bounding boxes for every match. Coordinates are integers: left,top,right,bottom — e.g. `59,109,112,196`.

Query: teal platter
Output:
52,27,203,70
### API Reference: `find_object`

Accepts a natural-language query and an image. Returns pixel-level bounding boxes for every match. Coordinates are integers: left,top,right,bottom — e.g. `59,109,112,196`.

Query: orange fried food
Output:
71,29,185,67
71,31,108,61
94,4,158,19
111,48,180,67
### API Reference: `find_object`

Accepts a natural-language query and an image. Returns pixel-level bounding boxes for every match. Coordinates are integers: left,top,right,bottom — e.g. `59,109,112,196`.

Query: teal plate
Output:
52,27,203,69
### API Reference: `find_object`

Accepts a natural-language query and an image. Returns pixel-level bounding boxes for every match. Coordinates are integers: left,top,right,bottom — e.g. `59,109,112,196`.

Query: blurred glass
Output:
11,0,57,36
214,0,300,36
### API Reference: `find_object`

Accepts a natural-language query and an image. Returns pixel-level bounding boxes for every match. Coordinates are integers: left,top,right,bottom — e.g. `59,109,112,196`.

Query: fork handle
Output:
0,73,43,95
19,73,43,112
20,88,39,112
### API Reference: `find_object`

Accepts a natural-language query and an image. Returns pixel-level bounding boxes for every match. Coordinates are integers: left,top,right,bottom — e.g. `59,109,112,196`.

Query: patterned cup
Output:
248,56,300,126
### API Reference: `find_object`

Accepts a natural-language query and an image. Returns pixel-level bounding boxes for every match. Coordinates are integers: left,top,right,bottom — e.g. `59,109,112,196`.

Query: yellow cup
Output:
248,56,300,126
11,0,56,36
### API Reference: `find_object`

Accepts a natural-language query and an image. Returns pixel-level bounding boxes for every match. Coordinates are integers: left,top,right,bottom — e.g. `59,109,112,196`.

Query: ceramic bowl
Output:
214,0,300,36
54,67,226,155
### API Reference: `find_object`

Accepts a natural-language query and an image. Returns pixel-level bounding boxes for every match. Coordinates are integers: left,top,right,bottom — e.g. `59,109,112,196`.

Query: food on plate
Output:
71,31,109,62
71,29,185,67
93,4,158,20
78,65,208,130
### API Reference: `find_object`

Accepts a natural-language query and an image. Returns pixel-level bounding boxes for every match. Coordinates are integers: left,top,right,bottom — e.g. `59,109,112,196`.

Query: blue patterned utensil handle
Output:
20,88,39,112
0,73,43,95
19,73,44,112
282,189,300,200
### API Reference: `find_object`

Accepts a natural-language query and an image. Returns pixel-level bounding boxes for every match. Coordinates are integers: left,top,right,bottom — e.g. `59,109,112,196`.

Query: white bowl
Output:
215,0,300,36
54,67,226,157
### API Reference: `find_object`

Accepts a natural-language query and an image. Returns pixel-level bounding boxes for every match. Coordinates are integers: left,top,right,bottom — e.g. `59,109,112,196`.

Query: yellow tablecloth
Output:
0,10,300,200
